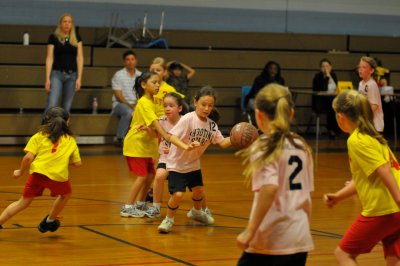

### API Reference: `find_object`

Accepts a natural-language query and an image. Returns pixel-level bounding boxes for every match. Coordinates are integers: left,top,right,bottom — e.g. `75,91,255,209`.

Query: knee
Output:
173,192,184,201
334,246,352,262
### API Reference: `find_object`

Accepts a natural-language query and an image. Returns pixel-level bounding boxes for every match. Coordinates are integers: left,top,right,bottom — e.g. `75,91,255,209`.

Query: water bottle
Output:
92,97,98,114
23,32,29,46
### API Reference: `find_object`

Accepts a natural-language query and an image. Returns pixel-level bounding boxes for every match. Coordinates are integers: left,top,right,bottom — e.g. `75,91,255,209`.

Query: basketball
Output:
230,122,259,149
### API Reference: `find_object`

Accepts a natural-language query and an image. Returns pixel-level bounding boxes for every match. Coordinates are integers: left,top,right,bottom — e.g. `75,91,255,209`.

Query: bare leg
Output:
191,186,203,210
334,246,358,266
48,194,71,220
138,174,154,202
153,168,168,204
0,196,34,225
201,189,207,209
127,175,147,204
166,192,184,218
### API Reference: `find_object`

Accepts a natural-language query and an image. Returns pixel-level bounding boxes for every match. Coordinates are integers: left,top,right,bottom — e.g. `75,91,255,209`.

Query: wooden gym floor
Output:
0,136,396,265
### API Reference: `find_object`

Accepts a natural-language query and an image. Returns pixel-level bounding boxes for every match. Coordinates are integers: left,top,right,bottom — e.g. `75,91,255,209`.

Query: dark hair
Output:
169,62,183,71
134,70,158,99
123,50,136,60
260,61,284,85
320,58,332,66
193,86,220,122
165,92,188,115
40,107,73,143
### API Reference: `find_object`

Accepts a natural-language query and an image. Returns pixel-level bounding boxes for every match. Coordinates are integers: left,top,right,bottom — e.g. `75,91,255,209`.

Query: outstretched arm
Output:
218,137,232,149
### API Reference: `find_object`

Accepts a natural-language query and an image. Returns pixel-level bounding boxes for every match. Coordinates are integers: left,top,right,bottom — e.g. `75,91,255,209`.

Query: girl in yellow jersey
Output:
0,107,81,232
120,71,196,218
324,90,400,265
150,57,184,117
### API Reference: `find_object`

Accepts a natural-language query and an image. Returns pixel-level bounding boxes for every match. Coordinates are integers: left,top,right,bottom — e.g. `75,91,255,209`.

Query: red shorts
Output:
23,173,72,197
126,157,155,177
339,213,400,257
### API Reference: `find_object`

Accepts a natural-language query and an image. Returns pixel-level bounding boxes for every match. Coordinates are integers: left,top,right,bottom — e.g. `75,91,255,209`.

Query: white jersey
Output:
246,137,314,255
358,78,384,132
166,111,224,173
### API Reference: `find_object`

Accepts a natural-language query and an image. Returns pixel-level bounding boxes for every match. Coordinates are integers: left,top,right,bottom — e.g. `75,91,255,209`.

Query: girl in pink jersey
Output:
324,90,400,266
121,71,197,218
358,56,384,132
157,86,232,233
0,107,81,232
236,84,314,266
144,92,187,218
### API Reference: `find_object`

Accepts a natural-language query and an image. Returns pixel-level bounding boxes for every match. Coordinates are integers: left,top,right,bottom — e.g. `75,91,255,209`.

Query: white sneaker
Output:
120,206,145,218
158,217,174,233
187,208,214,225
204,208,215,225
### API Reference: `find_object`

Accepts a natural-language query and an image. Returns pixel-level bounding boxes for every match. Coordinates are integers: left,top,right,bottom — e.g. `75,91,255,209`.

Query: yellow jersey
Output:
153,82,184,117
24,132,81,182
123,96,159,158
348,128,400,217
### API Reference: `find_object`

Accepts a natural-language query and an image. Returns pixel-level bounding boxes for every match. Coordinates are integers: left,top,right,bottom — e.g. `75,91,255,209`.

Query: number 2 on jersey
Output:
288,155,302,190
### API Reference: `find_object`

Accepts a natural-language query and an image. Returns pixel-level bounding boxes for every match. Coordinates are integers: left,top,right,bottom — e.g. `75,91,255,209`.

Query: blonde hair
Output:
360,56,377,80
333,90,386,144
54,13,79,47
239,84,312,185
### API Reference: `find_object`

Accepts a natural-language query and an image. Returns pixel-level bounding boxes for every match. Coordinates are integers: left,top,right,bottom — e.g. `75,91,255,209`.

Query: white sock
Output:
193,208,202,215
153,203,161,210
125,204,134,208
166,216,174,222
46,217,55,223
137,201,145,206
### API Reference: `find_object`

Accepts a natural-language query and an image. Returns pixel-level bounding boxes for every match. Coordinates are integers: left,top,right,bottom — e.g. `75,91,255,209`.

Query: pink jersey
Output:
246,137,314,255
166,111,224,173
158,116,175,164
358,78,384,132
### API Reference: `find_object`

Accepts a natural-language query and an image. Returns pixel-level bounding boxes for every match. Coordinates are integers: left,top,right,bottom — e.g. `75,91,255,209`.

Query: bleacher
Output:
1,24,399,144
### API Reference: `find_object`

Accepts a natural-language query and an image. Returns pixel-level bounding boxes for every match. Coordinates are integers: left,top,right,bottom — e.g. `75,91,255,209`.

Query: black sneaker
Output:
37,215,60,233
145,188,153,203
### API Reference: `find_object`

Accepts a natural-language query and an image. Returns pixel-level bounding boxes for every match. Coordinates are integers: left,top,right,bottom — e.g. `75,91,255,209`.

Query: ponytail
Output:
40,107,73,143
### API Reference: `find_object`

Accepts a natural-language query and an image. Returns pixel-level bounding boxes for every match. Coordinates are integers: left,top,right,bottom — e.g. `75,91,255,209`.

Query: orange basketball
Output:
230,122,259,149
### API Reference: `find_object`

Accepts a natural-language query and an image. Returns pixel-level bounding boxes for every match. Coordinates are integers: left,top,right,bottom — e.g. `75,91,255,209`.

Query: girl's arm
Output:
218,137,232,149
237,184,278,250
323,180,357,208
71,161,82,167
370,103,378,112
151,119,197,150
180,62,196,79
376,163,400,207
13,152,35,178
45,44,54,92
75,41,84,91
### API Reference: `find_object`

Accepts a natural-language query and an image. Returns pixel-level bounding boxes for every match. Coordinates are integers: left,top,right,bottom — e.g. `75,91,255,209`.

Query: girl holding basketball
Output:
0,107,81,232
236,84,314,266
324,90,400,266
121,71,196,218
157,86,232,233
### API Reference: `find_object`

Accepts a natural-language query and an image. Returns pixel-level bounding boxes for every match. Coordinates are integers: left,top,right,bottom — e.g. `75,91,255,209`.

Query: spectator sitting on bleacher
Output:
45,13,83,113
312,58,340,139
244,61,285,111
111,50,142,147
166,61,195,106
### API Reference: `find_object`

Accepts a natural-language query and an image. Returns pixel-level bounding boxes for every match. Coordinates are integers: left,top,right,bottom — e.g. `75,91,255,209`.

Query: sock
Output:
125,204,134,209
137,201,145,206
166,216,174,222
153,203,161,210
46,217,55,223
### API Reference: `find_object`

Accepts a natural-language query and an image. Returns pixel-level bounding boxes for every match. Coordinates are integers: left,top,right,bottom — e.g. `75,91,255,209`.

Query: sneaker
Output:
204,208,215,225
145,188,154,203
187,208,214,225
120,206,145,218
158,217,174,233
135,202,149,212
37,215,60,233
145,205,161,218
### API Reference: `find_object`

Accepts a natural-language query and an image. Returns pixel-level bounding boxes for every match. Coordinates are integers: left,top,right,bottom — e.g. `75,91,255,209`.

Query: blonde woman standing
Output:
45,13,83,112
